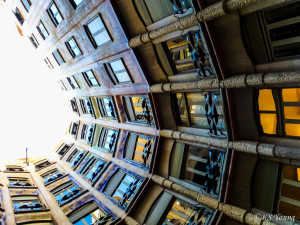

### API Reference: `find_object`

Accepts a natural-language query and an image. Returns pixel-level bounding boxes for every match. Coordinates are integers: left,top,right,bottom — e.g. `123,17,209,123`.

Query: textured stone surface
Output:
125,216,140,225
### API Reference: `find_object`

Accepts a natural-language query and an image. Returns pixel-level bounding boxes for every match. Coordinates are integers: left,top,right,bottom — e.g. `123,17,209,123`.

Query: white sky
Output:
0,6,72,163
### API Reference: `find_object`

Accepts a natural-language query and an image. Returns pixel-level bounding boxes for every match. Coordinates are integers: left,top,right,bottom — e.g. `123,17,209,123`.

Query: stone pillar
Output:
160,130,300,161
124,216,140,225
152,175,276,225
150,72,300,93
129,0,262,48
27,165,73,225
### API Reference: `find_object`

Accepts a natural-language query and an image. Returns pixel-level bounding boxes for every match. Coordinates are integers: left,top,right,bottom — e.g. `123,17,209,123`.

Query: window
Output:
67,76,80,89
68,202,115,225
37,21,49,40
81,124,94,144
70,99,78,113
52,49,65,66
67,149,85,168
68,0,84,9
242,1,300,63
9,177,32,187
51,181,82,205
66,37,82,58
12,195,45,212
14,8,24,25
104,170,142,209
145,192,212,225
44,57,54,69
57,144,70,158
6,167,24,172
29,34,39,48
47,1,63,26
170,143,224,195
106,59,132,84
58,80,66,91
97,127,118,153
123,96,155,126
70,122,79,137
124,133,155,168
257,88,300,137
82,70,99,87
80,156,107,183
35,160,52,171
174,92,226,136
84,14,111,49
21,0,31,12
42,169,65,185
79,98,94,116
97,97,117,120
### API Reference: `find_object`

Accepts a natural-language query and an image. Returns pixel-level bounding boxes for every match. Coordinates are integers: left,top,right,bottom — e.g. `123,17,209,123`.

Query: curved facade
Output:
0,0,300,224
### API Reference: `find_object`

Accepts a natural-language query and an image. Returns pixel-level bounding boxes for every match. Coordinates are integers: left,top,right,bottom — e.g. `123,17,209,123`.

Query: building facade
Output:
0,0,300,224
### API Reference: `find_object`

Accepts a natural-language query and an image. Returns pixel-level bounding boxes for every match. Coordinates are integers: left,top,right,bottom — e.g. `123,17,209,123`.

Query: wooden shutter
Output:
104,170,125,196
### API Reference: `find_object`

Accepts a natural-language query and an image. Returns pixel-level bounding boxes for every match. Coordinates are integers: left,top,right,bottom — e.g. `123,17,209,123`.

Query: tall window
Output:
12,195,45,211
52,49,65,66
105,59,132,84
9,177,32,187
97,127,118,153
174,92,226,136
80,156,107,183
21,0,32,12
70,99,78,113
82,70,99,87
79,98,94,116
47,1,63,26
66,37,82,58
69,0,84,9
29,34,39,48
123,96,155,126
124,133,155,168
51,181,82,205
170,143,224,196
68,202,115,225
81,124,94,144
67,149,85,168
37,21,49,40
42,169,65,185
84,14,111,49
104,170,142,209
14,8,24,25
257,88,300,137
97,97,117,120
67,76,80,89
242,1,300,63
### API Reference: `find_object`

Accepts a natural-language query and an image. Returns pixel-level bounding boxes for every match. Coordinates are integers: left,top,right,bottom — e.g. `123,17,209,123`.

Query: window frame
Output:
68,0,84,10
82,70,99,87
42,169,65,185
14,7,24,25
66,149,85,169
70,98,78,113
37,21,49,40
12,195,45,212
65,36,82,58
80,156,107,183
97,96,117,120
29,34,39,48
83,14,112,49
79,98,94,116
47,1,64,27
105,58,133,85
8,177,33,188
67,76,80,89
52,49,65,66
51,181,82,206
44,57,54,69
21,0,32,12
97,127,119,153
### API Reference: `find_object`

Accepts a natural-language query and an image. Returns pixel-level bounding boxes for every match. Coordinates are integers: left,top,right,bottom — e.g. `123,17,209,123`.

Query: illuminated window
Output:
66,37,82,58
174,92,226,136
82,70,99,87
47,1,63,26
21,0,32,12
80,156,107,183
68,202,115,225
84,14,111,49
123,95,155,126
106,59,132,84
104,170,142,209
67,76,80,89
124,133,155,168
52,49,65,66
37,21,49,40
257,88,300,137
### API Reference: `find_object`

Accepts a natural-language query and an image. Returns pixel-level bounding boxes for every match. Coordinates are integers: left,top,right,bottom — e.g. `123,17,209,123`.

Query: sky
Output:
0,6,72,163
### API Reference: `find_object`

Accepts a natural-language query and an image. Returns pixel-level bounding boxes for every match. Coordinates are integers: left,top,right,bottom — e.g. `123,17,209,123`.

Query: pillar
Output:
150,72,300,93
129,0,263,48
152,175,276,225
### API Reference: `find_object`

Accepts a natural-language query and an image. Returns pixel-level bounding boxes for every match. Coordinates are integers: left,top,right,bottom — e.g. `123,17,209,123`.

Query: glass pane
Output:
285,123,300,137
284,107,300,120
258,89,276,111
282,88,300,102
269,22,300,42
94,30,110,46
176,93,188,125
260,113,277,134
50,4,58,14
74,0,83,5
110,60,125,72
55,14,63,24
116,72,131,83
88,17,104,35
273,42,300,58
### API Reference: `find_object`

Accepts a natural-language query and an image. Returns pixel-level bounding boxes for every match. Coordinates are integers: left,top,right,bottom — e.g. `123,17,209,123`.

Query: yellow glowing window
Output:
258,89,276,111
284,107,300,120
259,113,277,134
285,123,300,137
282,88,300,102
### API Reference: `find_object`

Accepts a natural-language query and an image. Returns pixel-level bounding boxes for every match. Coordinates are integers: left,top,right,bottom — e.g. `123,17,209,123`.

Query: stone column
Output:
129,0,262,48
152,175,276,225
124,216,140,225
150,72,300,93
160,130,300,161
27,165,73,225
